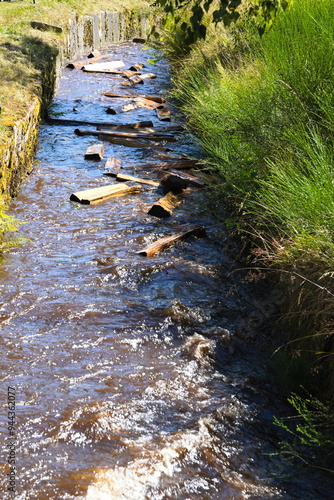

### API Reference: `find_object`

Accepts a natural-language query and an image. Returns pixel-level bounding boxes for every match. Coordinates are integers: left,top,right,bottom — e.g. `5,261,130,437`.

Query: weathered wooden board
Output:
87,50,102,58
46,117,153,129
156,159,200,170
122,70,141,78
82,60,126,73
98,134,170,151
138,226,206,256
70,182,142,205
148,192,182,218
66,54,108,69
84,143,105,160
159,171,205,192
127,73,157,85
116,173,160,187
156,107,171,121
129,63,145,71
75,128,175,142
104,158,122,176
103,92,165,104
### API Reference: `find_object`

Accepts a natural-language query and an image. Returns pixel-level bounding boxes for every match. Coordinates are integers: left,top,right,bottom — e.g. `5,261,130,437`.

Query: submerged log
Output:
158,171,205,193
70,182,142,205
82,60,125,73
156,107,171,121
104,158,122,176
84,143,105,160
128,73,157,85
116,173,160,187
98,134,169,151
138,226,207,256
46,117,153,129
66,54,108,69
129,63,145,71
148,192,182,218
103,92,165,104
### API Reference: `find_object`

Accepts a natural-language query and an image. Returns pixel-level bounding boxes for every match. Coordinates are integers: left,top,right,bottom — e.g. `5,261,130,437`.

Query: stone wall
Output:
0,8,153,204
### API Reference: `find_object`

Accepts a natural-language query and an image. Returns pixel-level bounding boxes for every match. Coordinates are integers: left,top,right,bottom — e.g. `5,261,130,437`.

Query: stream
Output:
0,41,332,499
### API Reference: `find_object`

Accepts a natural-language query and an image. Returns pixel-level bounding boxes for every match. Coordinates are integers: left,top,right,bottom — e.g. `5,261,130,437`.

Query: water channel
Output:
0,41,332,499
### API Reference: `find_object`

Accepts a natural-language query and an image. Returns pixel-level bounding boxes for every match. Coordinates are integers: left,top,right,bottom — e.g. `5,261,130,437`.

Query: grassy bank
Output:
161,0,334,463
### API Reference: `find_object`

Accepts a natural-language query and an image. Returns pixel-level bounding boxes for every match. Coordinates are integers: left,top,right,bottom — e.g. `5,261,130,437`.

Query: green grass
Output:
165,0,334,380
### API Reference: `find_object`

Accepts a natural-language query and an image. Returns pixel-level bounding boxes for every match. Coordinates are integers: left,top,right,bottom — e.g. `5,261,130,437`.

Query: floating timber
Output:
104,158,122,176
138,226,207,256
84,143,105,160
159,171,205,193
98,134,170,151
129,63,145,71
156,107,171,121
127,73,157,85
46,117,153,129
116,173,160,187
75,128,175,142
70,182,142,205
104,92,165,104
87,50,101,58
148,192,182,218
82,60,125,73
66,54,108,69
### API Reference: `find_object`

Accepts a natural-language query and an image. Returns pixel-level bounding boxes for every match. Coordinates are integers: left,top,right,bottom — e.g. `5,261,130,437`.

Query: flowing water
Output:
0,42,332,499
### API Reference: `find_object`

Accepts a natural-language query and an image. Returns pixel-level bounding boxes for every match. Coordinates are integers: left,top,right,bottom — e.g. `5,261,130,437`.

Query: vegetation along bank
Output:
152,0,334,472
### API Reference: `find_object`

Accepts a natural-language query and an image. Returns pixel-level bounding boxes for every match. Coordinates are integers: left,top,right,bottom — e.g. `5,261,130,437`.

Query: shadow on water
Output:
0,41,333,499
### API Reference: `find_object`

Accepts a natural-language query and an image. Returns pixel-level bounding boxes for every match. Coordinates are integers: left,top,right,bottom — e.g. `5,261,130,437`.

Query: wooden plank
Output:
66,54,108,69
87,50,101,58
122,70,141,78
70,182,142,205
82,60,125,73
104,158,122,176
127,73,157,85
116,173,160,187
46,117,153,129
158,171,205,192
129,63,145,71
98,134,170,151
75,128,175,142
148,192,182,218
156,160,200,170
84,143,105,160
103,92,165,104
138,226,207,256
156,107,171,121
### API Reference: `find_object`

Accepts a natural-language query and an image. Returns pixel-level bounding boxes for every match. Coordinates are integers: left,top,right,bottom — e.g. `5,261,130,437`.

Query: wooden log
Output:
129,63,145,71
138,226,207,256
122,69,141,78
128,73,157,85
158,171,205,193
148,192,182,218
75,128,175,142
156,107,171,121
87,50,101,58
133,97,162,110
103,92,165,104
66,54,108,69
104,158,122,176
46,117,153,129
70,182,142,205
121,103,141,112
82,60,125,73
98,134,170,151
116,173,160,187
84,143,105,160
156,159,200,170
133,38,146,44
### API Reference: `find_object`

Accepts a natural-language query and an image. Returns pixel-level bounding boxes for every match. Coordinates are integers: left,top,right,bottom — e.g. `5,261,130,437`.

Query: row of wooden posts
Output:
65,46,207,257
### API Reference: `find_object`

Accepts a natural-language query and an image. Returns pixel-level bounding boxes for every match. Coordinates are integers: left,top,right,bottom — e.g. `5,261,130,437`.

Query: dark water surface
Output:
0,42,332,499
